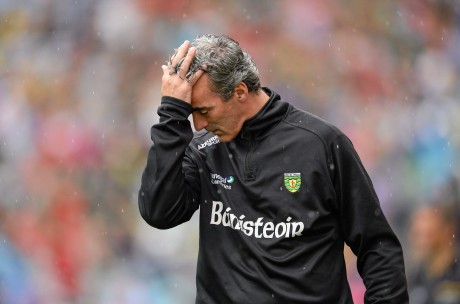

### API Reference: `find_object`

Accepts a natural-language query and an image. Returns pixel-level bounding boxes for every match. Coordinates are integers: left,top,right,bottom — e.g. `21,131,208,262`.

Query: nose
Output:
192,112,209,131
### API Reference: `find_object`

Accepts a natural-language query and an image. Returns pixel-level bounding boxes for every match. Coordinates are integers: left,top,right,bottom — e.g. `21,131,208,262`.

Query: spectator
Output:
409,204,460,303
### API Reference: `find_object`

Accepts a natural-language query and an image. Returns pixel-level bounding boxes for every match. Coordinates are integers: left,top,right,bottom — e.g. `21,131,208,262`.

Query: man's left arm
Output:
330,132,409,303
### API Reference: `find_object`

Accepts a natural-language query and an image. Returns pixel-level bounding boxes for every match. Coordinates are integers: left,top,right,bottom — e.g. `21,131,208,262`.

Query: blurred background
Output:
1,0,460,303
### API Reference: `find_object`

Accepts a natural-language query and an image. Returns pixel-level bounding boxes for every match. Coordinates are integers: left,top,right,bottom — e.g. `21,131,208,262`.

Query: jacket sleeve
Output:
330,132,409,303
138,96,200,229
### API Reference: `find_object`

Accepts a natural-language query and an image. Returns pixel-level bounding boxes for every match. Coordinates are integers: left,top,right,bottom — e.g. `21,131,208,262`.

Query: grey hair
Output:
186,34,261,101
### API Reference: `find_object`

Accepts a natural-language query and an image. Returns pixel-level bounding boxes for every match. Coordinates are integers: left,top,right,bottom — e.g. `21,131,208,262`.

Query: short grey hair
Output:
188,34,261,101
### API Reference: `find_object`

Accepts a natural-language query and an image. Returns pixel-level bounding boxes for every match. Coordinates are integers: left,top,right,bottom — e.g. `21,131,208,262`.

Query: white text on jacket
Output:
210,201,304,239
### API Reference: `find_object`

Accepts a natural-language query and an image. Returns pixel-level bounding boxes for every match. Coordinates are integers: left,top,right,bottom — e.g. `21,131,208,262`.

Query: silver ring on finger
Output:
167,65,176,75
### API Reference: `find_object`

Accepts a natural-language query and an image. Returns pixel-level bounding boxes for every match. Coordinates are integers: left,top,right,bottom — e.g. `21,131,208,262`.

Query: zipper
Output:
245,141,256,181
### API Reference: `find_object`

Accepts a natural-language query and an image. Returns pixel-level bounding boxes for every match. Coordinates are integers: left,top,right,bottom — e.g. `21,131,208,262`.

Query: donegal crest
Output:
284,173,301,193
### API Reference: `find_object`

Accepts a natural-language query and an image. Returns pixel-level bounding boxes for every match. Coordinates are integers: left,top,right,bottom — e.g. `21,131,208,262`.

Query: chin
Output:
216,134,233,142
217,135,230,142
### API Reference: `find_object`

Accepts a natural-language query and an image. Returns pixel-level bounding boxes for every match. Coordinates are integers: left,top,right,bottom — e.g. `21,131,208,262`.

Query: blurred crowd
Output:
1,0,459,303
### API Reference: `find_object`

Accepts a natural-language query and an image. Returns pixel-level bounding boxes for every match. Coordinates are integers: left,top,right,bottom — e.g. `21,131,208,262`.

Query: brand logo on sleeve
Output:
211,173,234,190
198,135,220,150
284,173,301,193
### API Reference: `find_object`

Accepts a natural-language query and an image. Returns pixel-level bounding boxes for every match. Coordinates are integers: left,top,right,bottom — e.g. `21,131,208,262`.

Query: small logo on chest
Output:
284,173,301,193
211,173,234,190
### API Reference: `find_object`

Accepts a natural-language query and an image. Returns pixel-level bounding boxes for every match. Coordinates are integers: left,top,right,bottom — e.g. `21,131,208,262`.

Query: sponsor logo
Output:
211,173,234,190
198,135,220,150
284,173,301,193
210,201,304,239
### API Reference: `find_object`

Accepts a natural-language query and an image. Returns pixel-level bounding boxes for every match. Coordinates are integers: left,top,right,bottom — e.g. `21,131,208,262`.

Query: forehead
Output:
191,74,220,108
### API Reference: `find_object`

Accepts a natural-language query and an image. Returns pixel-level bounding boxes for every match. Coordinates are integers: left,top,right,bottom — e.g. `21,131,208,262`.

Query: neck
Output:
244,89,270,121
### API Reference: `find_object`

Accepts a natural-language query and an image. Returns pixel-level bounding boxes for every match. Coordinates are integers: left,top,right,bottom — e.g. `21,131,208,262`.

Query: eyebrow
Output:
192,106,210,112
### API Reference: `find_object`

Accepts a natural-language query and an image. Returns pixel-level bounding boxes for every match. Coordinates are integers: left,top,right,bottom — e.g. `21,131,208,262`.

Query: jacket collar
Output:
238,87,290,141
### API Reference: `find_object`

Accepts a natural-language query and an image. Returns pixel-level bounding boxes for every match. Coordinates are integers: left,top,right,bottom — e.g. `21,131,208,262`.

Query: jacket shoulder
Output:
283,106,344,145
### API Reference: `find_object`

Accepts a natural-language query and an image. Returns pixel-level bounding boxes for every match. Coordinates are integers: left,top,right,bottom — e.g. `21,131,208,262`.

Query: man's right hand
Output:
161,40,205,104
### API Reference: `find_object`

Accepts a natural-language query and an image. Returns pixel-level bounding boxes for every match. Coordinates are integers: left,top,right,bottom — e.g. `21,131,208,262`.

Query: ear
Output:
234,82,248,102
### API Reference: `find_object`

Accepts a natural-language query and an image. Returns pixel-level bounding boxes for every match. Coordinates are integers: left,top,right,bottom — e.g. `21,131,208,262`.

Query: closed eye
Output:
193,107,211,115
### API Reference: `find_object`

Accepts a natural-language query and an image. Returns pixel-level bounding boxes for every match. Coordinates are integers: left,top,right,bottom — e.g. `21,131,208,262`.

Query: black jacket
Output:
139,88,409,303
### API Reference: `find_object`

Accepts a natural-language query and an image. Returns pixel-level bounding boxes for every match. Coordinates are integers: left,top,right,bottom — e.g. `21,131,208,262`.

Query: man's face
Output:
409,208,453,260
191,75,245,142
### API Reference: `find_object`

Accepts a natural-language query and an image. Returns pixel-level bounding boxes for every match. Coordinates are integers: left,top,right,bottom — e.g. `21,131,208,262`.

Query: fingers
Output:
165,41,196,79
186,65,206,86
164,40,201,82
169,40,190,67
176,46,196,80
160,40,206,102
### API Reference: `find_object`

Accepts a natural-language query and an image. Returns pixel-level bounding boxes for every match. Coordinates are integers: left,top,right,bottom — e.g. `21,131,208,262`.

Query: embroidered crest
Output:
284,173,301,193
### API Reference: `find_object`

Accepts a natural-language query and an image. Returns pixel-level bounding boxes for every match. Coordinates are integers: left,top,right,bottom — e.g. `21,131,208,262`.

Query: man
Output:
138,34,408,303
409,204,460,303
